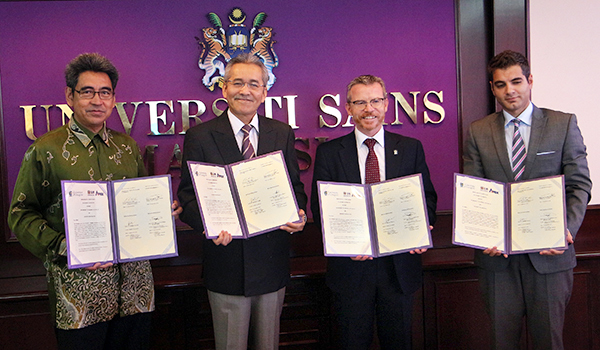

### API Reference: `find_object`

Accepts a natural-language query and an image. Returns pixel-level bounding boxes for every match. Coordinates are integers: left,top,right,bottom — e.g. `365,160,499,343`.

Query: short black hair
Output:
65,53,119,90
487,50,530,80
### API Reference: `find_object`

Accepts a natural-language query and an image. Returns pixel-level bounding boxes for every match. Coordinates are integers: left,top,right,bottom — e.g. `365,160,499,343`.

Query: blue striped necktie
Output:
511,119,526,181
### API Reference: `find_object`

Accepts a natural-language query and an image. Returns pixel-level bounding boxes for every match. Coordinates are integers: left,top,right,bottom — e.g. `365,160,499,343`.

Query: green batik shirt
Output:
8,117,154,330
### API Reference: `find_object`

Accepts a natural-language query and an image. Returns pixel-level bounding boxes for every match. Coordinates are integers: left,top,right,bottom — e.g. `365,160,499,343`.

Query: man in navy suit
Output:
311,75,437,349
178,53,307,350
463,50,592,349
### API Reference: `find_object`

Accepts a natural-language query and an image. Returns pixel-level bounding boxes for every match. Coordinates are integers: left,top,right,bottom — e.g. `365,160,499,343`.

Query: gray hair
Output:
223,53,269,86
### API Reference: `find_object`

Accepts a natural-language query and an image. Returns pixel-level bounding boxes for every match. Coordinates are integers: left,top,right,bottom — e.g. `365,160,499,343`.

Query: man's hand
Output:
410,226,434,254
539,230,574,256
279,209,307,233
351,255,373,261
171,200,183,219
85,262,113,271
483,246,508,258
210,230,233,246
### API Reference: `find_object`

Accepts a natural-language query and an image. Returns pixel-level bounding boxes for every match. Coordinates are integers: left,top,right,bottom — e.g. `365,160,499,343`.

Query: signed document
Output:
453,173,567,254
62,175,178,269
317,174,432,257
188,151,301,239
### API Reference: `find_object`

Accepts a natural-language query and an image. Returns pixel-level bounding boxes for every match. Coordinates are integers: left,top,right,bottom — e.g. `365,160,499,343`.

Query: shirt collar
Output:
228,109,259,134
503,101,533,127
354,127,385,147
68,117,109,147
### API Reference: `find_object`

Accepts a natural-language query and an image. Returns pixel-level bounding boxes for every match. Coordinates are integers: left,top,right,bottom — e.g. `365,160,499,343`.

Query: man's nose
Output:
90,92,103,103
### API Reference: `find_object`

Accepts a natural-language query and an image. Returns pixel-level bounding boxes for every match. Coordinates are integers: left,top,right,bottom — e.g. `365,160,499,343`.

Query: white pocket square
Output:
536,151,556,156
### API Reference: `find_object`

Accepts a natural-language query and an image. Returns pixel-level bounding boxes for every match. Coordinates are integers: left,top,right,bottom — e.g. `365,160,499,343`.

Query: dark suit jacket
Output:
178,111,307,296
463,105,592,274
311,130,437,296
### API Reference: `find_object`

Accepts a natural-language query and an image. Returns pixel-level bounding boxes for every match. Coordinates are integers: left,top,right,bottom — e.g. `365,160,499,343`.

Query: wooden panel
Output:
564,270,592,350
434,277,490,348
0,297,57,350
456,0,495,160
493,0,528,54
0,314,57,350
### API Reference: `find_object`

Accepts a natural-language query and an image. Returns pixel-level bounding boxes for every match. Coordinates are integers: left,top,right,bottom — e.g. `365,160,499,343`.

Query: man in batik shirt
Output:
8,53,180,350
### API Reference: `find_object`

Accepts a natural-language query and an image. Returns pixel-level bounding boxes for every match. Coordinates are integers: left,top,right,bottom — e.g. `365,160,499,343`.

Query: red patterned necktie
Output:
511,119,526,181
364,138,380,184
241,124,255,160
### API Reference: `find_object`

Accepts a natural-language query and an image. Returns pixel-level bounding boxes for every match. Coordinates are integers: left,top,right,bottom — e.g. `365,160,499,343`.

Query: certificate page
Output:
453,174,506,251
63,181,114,268
112,175,177,261
230,152,299,236
371,175,431,255
318,182,373,256
188,162,244,238
509,176,566,253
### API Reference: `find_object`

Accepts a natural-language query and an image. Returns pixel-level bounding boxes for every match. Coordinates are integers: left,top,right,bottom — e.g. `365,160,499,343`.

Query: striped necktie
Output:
241,124,255,160
364,138,380,184
511,119,526,181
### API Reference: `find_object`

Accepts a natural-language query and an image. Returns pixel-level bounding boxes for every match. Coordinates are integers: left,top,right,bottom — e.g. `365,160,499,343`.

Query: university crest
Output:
196,7,279,91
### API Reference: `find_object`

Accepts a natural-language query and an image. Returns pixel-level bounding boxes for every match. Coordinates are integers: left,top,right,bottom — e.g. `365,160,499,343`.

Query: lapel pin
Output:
394,149,398,155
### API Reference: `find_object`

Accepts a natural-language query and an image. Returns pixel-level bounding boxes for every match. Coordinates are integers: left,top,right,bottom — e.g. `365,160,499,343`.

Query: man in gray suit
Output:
463,50,592,349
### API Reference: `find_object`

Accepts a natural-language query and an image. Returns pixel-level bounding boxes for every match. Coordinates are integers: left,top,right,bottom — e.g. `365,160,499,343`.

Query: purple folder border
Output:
62,175,178,269
452,173,506,251
317,181,370,258
452,173,568,254
62,180,115,269
373,174,432,257
507,174,568,254
318,173,432,258
112,174,179,263
188,150,301,239
187,160,247,239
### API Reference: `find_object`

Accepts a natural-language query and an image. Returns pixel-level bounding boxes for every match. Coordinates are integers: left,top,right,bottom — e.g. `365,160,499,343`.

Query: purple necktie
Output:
364,138,380,184
511,119,526,181
241,124,255,160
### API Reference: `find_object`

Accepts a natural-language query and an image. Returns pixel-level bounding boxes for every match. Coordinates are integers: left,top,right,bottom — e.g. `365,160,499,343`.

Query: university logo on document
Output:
196,7,279,91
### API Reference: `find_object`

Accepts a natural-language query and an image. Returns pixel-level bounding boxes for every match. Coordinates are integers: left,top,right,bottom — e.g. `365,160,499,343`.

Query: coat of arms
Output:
196,7,279,91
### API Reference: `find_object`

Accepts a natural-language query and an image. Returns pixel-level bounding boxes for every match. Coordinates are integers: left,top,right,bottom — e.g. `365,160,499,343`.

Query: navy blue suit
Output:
311,130,437,349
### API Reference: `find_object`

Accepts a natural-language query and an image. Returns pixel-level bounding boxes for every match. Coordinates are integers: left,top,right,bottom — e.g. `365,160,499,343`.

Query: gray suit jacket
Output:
463,105,591,273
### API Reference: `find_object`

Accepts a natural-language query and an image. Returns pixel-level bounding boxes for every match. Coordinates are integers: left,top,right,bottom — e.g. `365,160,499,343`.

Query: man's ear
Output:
65,86,74,107
489,81,497,97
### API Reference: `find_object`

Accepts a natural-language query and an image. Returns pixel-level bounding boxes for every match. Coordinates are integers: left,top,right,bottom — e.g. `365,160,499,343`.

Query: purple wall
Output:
0,0,458,214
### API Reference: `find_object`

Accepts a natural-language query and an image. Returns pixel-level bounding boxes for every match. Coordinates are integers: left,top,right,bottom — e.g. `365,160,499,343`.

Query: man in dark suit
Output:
463,50,592,349
311,75,437,350
177,53,307,350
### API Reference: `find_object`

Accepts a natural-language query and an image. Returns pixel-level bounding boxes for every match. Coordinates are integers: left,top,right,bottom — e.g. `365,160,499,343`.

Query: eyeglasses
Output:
74,88,114,100
226,80,265,91
350,97,386,109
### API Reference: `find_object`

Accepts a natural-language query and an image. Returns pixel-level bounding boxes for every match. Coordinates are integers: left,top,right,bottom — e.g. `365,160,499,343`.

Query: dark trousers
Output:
332,256,413,350
54,312,152,350
479,254,573,350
